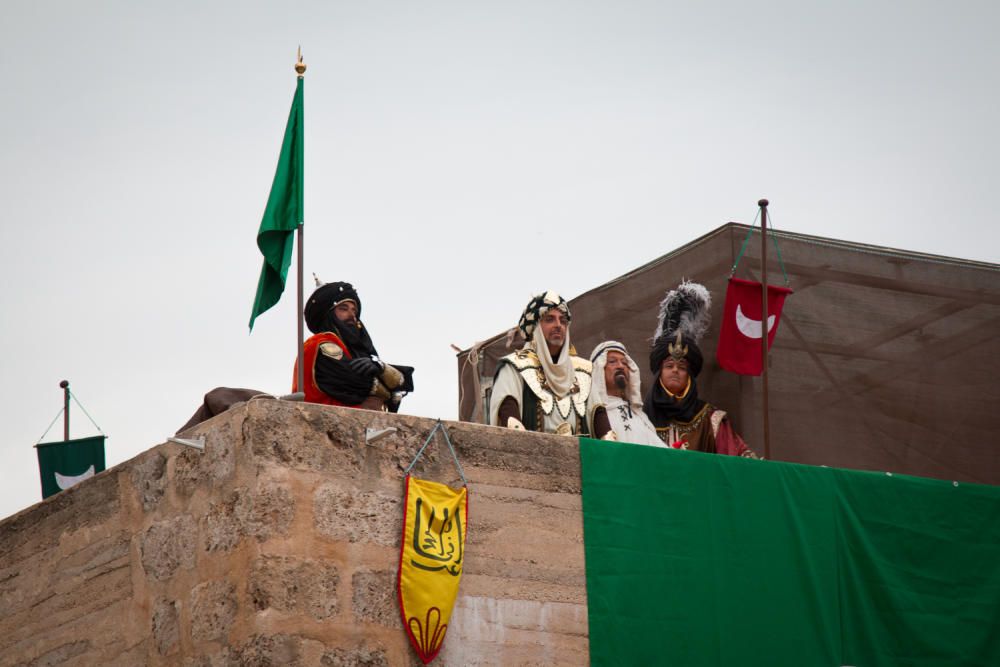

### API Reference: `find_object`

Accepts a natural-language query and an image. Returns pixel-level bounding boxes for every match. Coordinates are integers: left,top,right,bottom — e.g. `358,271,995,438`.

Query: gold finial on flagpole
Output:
295,46,307,78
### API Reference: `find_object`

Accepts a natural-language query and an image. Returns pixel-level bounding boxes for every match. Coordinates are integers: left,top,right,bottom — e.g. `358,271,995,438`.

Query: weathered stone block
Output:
242,483,295,540
203,490,241,553
173,447,205,497
183,653,228,667
320,645,390,667
201,421,237,483
0,532,131,642
352,570,397,628
248,555,339,620
141,515,197,580
249,414,361,474
130,451,167,512
105,637,152,666
314,485,400,547
247,402,363,476
61,531,131,578
203,484,294,553
246,401,450,484
14,640,90,666
226,633,301,667
152,597,180,656
190,579,237,642
173,416,238,497
0,469,120,564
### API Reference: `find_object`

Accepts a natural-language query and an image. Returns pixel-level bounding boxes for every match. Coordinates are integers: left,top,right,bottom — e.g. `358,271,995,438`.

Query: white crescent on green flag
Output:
34,435,106,499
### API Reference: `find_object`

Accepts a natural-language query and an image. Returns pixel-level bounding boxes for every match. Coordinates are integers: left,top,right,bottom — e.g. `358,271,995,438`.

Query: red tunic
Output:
293,333,353,406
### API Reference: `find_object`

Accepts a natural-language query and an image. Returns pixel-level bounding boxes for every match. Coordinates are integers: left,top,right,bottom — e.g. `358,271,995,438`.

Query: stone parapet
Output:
0,399,589,665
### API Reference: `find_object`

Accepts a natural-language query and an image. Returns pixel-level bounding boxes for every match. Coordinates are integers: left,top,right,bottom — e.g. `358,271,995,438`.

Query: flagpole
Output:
295,51,307,396
759,198,771,460
60,380,70,441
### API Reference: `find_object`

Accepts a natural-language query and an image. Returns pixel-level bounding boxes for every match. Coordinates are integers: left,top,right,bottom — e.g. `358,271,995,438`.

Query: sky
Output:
2,0,997,520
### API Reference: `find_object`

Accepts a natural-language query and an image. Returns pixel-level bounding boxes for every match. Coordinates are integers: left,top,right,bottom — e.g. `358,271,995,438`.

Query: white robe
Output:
490,362,585,435
586,340,664,446
601,395,664,447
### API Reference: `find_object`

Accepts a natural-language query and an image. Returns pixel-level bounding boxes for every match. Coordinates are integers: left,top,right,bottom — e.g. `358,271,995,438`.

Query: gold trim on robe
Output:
502,349,592,419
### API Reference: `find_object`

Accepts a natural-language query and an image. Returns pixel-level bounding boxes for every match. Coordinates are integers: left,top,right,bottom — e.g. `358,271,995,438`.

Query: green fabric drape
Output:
580,439,1000,666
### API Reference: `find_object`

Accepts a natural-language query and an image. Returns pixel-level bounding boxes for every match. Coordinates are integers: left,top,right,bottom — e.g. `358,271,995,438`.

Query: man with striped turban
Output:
489,291,609,436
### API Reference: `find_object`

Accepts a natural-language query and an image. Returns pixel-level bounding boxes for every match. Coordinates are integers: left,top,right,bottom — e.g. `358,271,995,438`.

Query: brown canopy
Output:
457,223,1000,485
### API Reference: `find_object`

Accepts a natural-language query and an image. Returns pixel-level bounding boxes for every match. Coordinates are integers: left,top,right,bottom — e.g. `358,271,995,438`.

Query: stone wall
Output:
0,399,589,665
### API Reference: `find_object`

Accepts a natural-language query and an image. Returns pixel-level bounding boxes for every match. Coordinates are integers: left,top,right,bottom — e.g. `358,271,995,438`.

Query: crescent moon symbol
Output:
55,465,96,490
735,304,776,339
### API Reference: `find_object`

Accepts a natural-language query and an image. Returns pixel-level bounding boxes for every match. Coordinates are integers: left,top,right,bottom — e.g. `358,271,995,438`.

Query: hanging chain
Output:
404,420,468,486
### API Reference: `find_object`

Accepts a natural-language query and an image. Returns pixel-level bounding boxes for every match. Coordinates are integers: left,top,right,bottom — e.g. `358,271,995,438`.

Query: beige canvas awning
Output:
457,223,1000,484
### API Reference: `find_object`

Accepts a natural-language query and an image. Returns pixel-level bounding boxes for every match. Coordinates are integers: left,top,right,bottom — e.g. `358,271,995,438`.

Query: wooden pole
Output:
297,224,305,395
295,50,307,396
60,380,70,441
759,198,771,459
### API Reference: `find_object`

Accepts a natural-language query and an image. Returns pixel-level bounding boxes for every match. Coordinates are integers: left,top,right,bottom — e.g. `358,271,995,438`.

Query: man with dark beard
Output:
643,281,758,457
295,281,413,412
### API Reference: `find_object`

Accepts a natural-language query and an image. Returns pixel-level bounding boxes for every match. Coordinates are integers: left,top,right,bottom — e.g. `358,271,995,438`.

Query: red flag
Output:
716,277,792,375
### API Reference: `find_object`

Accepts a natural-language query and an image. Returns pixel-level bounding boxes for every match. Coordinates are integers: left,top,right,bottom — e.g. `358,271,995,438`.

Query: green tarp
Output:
580,439,1000,667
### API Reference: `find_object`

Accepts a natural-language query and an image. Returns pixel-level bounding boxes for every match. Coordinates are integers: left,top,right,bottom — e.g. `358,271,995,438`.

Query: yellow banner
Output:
397,475,468,664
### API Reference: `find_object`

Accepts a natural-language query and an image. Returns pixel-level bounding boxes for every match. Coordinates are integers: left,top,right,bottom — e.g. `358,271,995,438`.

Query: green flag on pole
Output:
249,76,304,331
35,435,106,499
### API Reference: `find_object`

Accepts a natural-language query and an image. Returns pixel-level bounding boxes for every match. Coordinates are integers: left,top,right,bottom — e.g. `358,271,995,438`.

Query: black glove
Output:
349,357,382,378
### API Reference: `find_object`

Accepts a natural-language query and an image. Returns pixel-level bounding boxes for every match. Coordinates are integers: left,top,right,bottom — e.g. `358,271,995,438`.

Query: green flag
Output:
35,435,106,499
249,77,304,331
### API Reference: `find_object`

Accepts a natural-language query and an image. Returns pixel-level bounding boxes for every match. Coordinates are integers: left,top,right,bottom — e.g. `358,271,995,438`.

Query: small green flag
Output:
35,435,106,499
249,77,304,331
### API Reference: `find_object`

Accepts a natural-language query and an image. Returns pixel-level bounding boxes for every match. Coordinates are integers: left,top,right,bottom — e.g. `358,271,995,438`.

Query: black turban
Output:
649,334,704,378
305,282,361,334
303,281,377,359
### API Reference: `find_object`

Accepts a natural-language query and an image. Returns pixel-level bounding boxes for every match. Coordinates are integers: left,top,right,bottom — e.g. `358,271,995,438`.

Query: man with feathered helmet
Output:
643,281,758,457
489,291,610,436
587,341,663,446
294,280,414,412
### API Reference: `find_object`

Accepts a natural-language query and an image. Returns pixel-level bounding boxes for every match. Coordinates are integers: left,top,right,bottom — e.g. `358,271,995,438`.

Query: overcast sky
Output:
2,0,997,519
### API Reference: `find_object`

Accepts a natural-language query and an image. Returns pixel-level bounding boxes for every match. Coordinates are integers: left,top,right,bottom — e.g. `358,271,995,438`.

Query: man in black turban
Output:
643,282,758,457
295,281,413,412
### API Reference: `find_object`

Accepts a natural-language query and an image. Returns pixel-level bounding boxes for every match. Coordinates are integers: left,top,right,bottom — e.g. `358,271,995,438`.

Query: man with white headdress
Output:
489,291,610,437
587,341,663,446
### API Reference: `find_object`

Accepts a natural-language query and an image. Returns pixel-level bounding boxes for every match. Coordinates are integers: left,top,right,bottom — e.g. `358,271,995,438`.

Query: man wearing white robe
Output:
587,341,664,447
489,291,609,436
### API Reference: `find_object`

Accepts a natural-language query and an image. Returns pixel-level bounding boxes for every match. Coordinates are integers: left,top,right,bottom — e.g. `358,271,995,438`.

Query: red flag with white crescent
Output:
716,277,793,375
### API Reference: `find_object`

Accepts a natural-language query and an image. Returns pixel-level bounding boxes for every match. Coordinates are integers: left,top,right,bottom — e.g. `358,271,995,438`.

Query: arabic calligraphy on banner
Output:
397,475,468,664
